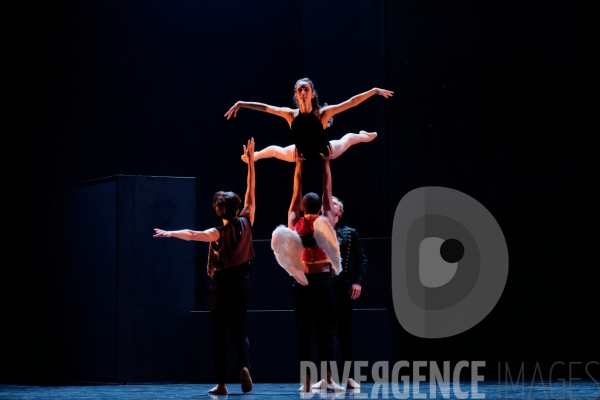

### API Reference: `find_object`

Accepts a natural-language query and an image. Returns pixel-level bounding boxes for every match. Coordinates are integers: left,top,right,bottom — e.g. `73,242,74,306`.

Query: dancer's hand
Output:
243,137,255,163
319,146,332,161
224,101,243,119
153,228,172,238
293,148,305,162
350,283,362,300
374,88,394,98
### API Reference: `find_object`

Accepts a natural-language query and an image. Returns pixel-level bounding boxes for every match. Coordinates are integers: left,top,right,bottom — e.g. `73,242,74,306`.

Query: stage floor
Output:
1,380,598,399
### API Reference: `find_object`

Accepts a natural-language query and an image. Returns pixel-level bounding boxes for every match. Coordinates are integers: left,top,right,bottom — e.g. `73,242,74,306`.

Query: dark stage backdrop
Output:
6,0,588,384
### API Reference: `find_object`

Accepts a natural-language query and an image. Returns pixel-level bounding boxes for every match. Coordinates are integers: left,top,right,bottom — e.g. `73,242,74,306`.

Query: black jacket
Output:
334,224,368,288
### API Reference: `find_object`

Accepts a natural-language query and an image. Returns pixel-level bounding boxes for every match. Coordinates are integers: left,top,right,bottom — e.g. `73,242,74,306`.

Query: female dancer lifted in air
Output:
224,77,393,162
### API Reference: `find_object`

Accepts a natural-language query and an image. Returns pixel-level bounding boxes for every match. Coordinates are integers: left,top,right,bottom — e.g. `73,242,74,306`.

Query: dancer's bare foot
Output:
298,375,312,392
359,130,378,141
298,384,312,392
208,384,228,395
240,367,253,393
311,379,326,389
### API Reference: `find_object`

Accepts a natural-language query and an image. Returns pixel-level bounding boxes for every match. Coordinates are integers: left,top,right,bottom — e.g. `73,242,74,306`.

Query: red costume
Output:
294,214,330,264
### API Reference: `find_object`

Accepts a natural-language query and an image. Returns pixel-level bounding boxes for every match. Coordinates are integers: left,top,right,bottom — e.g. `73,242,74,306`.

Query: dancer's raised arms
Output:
224,79,393,129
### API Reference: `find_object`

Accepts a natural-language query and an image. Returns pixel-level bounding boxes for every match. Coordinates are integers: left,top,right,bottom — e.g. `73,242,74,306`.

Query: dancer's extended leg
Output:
329,131,377,159
241,144,296,163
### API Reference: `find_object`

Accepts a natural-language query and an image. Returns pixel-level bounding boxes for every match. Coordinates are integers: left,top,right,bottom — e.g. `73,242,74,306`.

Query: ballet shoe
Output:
311,379,346,392
347,378,361,388
208,384,228,395
311,379,326,389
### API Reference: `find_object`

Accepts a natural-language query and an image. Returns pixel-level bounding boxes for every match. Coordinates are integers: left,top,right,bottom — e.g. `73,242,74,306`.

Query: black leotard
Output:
291,111,331,160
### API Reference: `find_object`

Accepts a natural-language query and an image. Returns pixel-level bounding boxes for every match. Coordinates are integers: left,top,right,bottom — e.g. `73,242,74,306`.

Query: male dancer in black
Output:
313,196,368,389
275,149,345,393
154,138,256,395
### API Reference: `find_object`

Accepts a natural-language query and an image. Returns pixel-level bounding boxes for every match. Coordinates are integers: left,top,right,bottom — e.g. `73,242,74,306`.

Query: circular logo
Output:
392,187,509,338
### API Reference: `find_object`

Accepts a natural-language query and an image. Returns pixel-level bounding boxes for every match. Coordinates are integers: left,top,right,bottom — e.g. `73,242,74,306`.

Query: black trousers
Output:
209,277,251,384
293,272,337,376
334,279,355,378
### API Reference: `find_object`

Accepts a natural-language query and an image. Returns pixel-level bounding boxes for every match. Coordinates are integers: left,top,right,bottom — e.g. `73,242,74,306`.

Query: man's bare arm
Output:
320,149,335,226
239,138,256,225
288,153,303,229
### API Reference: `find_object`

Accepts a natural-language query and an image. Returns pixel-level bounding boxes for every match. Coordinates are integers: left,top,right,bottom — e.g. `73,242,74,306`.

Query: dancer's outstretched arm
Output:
239,138,256,225
319,87,394,122
225,101,295,126
288,152,303,229
153,227,219,242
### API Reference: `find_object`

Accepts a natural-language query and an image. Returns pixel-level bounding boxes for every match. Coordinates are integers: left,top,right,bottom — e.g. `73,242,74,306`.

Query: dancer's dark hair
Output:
213,191,241,221
292,77,334,128
301,192,322,215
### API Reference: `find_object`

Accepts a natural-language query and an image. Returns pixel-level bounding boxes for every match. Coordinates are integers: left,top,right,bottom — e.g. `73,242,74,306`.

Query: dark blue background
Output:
6,0,588,384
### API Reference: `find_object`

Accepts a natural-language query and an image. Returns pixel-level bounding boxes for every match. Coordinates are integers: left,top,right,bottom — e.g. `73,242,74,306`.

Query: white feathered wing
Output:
271,225,308,286
313,216,341,275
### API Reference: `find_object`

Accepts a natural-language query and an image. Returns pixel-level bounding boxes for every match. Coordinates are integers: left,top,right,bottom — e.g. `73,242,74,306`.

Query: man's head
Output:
213,191,241,221
301,192,321,215
321,195,344,222
332,196,344,220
